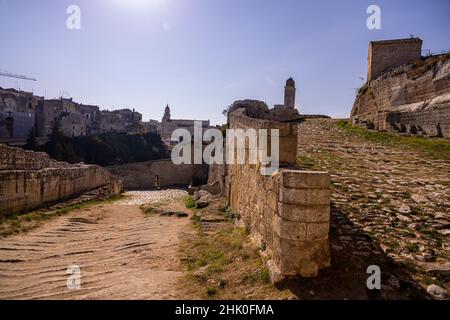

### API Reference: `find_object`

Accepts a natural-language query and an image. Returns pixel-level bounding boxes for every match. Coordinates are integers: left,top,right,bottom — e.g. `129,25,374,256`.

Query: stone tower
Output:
284,78,296,109
163,104,171,121
367,38,422,81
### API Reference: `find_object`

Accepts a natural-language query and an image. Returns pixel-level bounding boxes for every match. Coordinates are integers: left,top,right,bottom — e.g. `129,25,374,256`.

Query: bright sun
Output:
118,0,162,7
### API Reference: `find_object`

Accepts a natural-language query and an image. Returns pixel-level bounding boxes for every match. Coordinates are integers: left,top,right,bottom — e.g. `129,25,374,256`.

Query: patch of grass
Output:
184,196,196,209
190,213,201,228
219,205,237,221
239,262,272,285
179,224,283,299
336,120,450,160
357,83,369,97
297,155,316,170
206,287,217,297
405,243,419,253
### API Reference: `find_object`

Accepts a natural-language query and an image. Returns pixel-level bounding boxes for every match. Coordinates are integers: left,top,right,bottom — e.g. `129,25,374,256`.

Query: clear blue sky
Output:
1,0,449,124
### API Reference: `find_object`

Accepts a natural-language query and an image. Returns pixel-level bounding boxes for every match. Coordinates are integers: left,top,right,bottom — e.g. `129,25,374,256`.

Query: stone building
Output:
113,108,143,132
0,87,43,140
367,38,423,81
1,87,145,142
351,38,450,138
96,110,126,134
36,98,80,137
35,99,142,138
274,78,297,110
157,104,211,147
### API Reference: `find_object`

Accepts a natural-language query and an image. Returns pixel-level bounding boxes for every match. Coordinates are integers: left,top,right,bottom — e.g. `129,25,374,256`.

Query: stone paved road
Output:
297,119,450,293
0,190,188,300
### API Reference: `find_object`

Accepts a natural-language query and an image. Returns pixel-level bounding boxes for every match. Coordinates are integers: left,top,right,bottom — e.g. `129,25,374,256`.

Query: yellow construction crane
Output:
0,70,37,81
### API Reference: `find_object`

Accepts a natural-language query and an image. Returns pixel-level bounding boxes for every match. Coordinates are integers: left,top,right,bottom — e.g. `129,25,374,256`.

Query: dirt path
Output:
0,190,189,300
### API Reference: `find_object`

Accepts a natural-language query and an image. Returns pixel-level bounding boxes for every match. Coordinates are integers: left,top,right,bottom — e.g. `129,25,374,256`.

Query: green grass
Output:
219,205,237,221
297,155,316,170
184,196,196,209
336,120,450,160
184,227,249,275
357,83,369,97
190,213,201,228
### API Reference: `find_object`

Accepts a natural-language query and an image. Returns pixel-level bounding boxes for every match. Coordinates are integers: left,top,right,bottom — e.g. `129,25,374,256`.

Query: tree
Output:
47,118,67,161
25,126,38,151
50,118,64,142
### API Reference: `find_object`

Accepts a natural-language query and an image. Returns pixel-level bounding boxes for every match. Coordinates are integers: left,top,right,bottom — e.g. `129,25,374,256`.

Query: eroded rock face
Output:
0,144,122,215
351,54,450,138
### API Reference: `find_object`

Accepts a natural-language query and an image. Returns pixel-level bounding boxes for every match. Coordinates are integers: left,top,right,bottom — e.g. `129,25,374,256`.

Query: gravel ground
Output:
116,189,188,206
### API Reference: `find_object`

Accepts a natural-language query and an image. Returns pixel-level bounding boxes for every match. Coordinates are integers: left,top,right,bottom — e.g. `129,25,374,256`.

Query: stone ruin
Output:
0,144,123,215
206,100,331,284
351,38,450,138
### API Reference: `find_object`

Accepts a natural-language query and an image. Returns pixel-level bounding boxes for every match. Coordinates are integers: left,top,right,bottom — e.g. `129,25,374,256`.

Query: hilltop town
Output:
0,88,212,147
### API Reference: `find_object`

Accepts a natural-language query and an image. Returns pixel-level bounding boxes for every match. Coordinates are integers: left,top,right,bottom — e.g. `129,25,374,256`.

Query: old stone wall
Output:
219,107,331,281
367,38,422,81
351,53,450,138
107,159,208,190
0,144,122,215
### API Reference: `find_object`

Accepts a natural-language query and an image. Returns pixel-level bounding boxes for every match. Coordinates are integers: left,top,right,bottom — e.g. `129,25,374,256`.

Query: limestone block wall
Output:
367,38,422,81
387,104,450,137
107,159,209,190
225,109,331,281
0,144,71,171
0,144,122,215
206,162,226,195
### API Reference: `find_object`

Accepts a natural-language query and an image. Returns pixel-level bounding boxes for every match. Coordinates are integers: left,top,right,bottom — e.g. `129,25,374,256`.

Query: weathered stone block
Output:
279,188,330,205
267,259,285,285
306,222,329,241
280,170,330,189
272,236,330,277
273,215,306,241
278,202,330,223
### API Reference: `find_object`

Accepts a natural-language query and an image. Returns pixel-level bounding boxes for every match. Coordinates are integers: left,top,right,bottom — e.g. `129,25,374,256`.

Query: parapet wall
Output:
107,159,209,190
222,107,331,282
0,144,122,215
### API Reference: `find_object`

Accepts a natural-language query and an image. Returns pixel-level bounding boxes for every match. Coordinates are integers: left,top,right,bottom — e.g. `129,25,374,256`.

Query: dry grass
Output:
177,217,293,299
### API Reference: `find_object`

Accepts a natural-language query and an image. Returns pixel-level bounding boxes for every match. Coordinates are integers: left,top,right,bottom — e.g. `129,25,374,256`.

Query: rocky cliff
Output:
351,53,450,138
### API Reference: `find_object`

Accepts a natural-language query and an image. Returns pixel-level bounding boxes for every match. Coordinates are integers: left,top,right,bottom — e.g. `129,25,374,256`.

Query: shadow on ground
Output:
283,205,431,300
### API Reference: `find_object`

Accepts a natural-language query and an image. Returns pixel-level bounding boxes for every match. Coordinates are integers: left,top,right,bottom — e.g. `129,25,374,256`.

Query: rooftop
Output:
370,37,423,46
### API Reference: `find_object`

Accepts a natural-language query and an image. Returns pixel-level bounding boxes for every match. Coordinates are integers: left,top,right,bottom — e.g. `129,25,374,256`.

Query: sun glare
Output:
116,0,162,8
